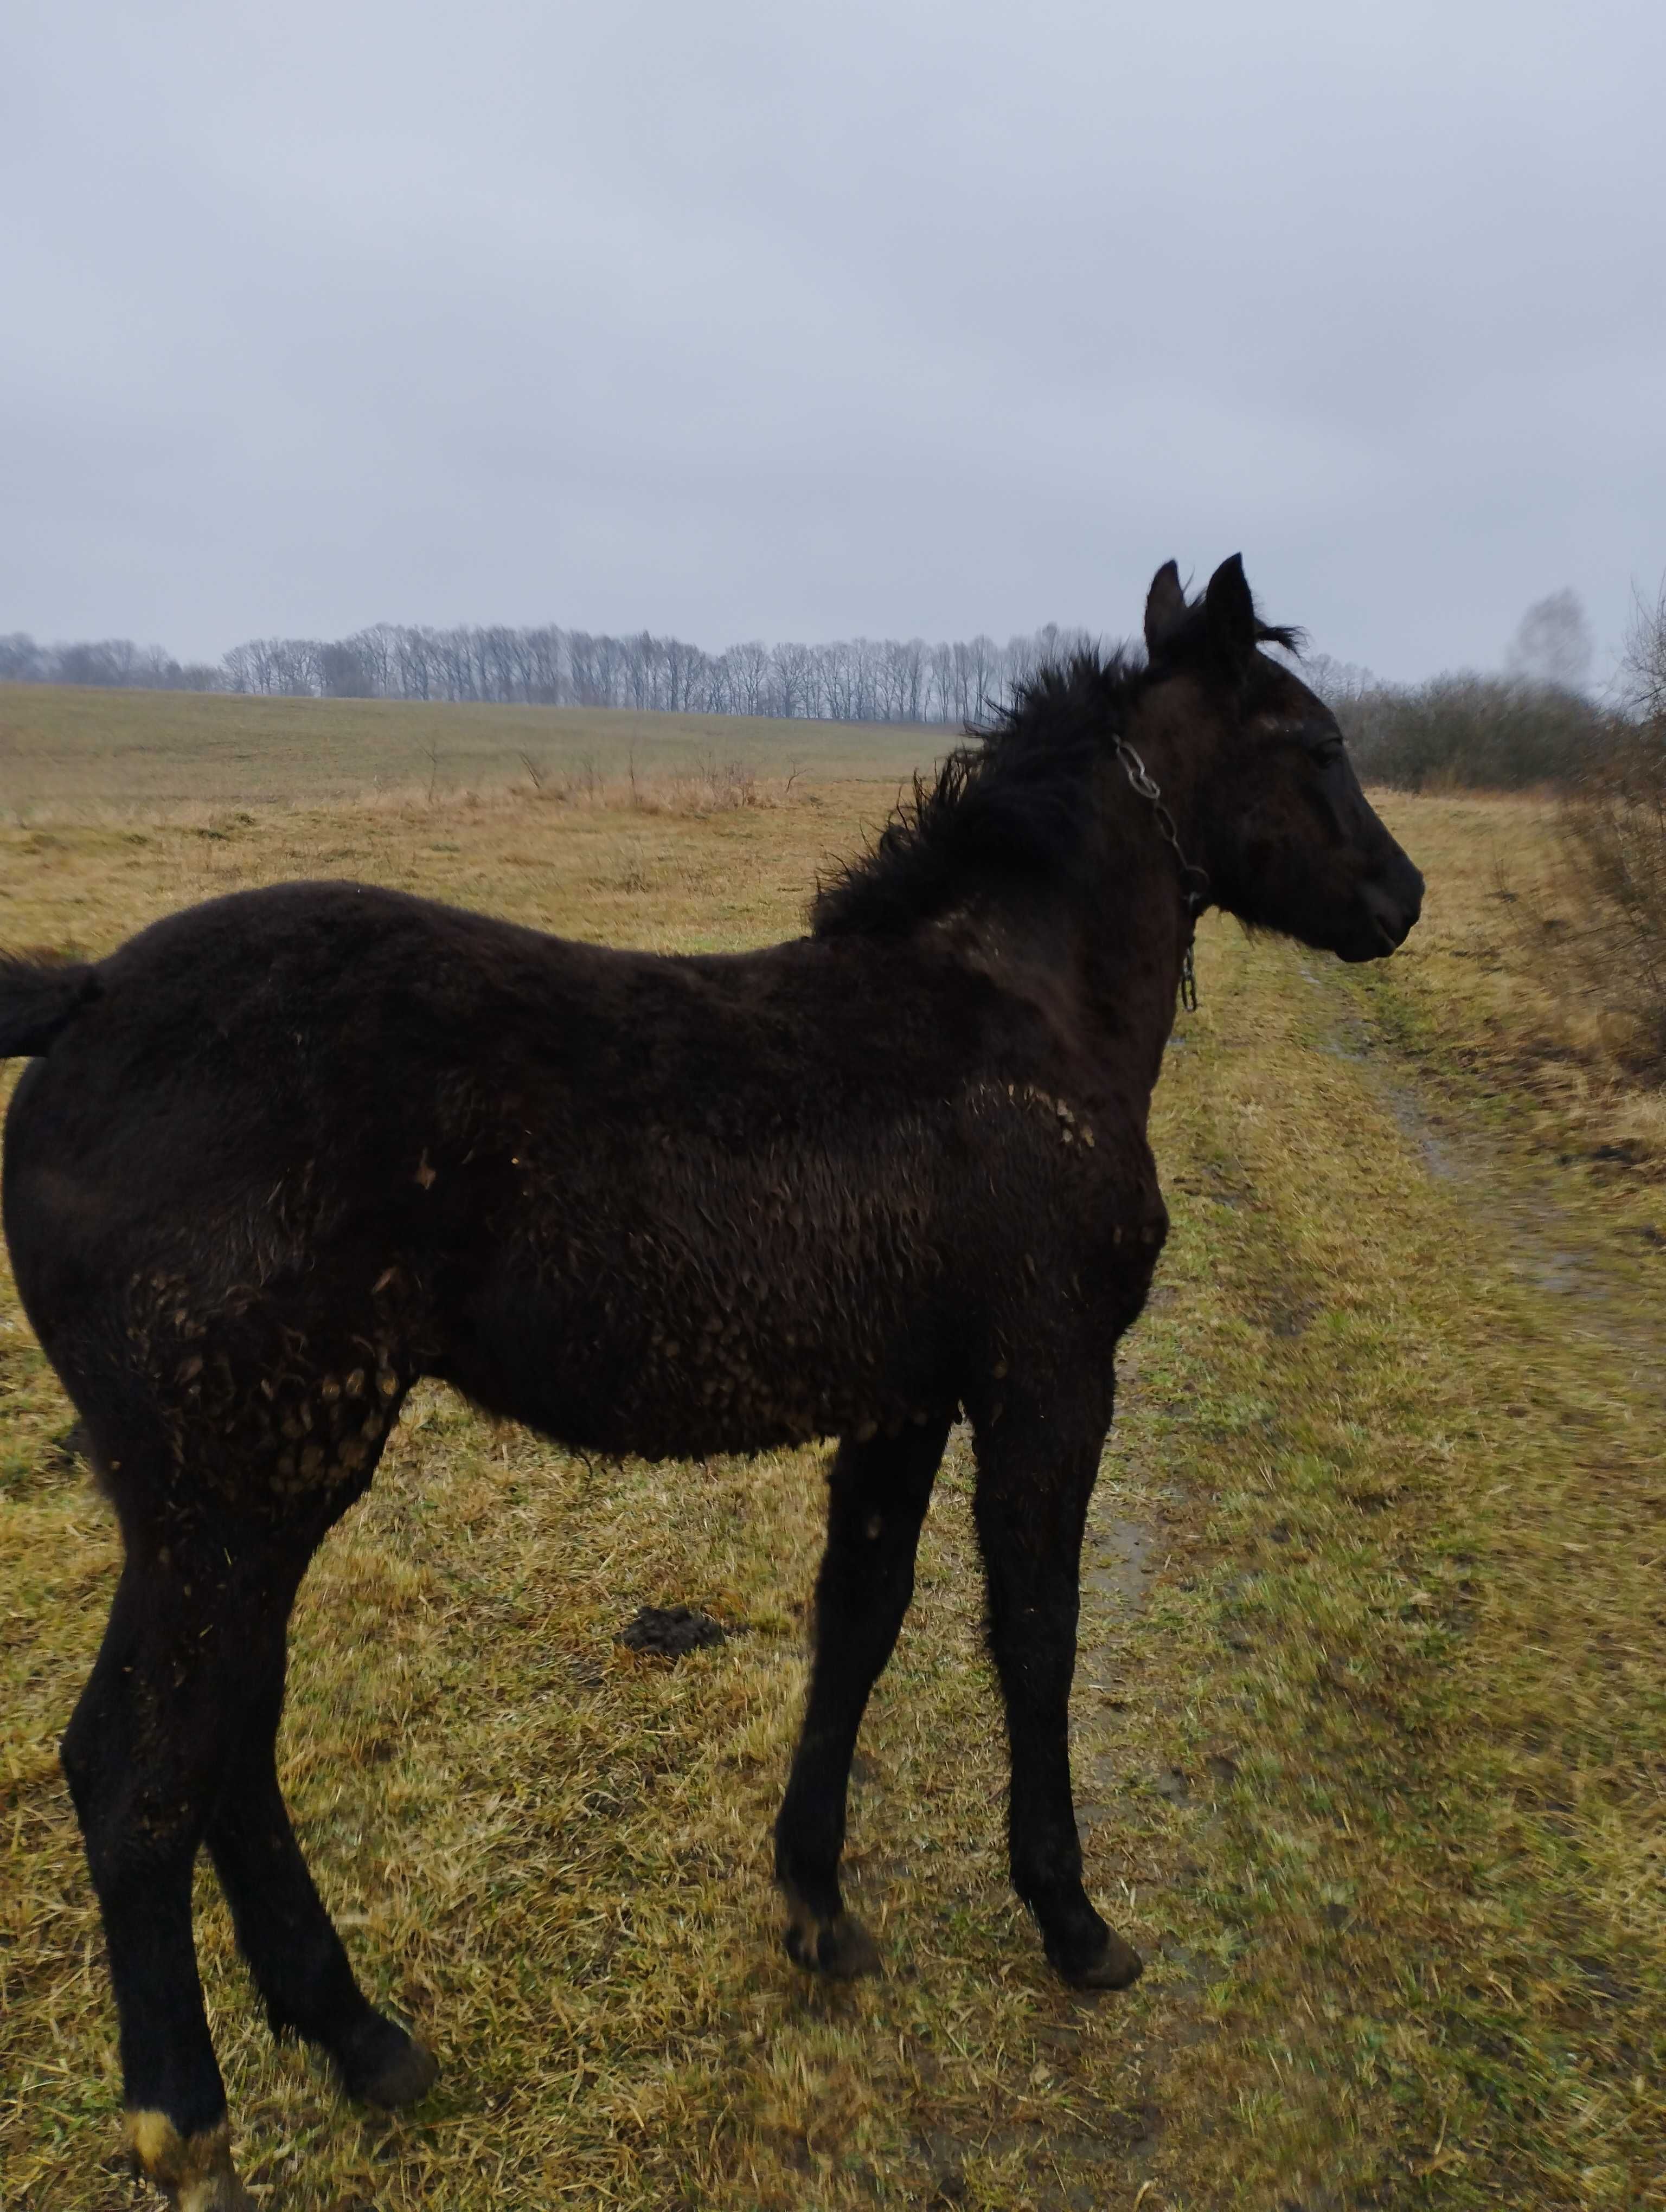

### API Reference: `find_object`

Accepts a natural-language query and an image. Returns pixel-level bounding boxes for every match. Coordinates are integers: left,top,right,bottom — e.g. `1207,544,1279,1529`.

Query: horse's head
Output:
1140,555,1423,962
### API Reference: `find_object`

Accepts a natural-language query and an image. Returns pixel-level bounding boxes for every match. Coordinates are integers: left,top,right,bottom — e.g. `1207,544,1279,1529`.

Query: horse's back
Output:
15,876,991,1143
2,877,1156,1486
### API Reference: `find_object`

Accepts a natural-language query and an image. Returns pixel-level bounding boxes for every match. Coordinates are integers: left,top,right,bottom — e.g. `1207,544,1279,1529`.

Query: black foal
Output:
1,556,1421,2204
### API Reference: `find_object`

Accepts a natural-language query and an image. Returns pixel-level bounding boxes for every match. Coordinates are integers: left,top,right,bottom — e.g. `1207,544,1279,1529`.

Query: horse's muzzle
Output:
1353,865,1424,959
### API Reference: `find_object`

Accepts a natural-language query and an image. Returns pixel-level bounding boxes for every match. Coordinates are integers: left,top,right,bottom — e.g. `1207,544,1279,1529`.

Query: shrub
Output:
1335,673,1614,793
1554,583,1666,1063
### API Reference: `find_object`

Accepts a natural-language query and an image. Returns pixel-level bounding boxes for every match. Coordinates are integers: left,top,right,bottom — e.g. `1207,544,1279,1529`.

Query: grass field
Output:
0,684,928,816
1,715,1663,2208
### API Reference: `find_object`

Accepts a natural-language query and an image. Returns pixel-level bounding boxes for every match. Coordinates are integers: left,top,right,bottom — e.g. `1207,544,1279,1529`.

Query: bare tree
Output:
770,640,816,719
0,634,44,681
1618,577,1666,729
727,640,771,715
319,640,374,697
1303,652,1380,710
1507,588,1593,692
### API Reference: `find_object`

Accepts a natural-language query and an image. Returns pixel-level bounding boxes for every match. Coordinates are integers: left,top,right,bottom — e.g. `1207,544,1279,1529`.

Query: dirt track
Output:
1049,926,1666,2208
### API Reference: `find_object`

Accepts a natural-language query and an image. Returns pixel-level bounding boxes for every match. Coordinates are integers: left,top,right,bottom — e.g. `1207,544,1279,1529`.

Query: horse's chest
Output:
978,1084,1155,1222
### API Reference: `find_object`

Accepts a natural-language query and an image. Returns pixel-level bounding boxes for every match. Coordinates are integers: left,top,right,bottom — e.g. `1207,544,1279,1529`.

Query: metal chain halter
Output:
1111,736,1211,1014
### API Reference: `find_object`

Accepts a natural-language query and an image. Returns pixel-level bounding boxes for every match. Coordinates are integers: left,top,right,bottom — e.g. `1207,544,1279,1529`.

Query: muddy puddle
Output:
1081,1514,1161,1610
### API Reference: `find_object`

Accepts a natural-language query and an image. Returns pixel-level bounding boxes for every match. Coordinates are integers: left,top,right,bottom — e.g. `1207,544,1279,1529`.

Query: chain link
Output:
1112,736,1209,1012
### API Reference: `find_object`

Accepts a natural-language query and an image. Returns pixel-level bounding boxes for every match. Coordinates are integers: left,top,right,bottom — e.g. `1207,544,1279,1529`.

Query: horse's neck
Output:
1083,740,1208,1097
1075,862,1191,1109
967,850,1191,1113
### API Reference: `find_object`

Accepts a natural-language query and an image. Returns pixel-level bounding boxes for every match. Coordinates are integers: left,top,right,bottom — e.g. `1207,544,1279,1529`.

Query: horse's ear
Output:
1204,554,1257,672
1144,560,1188,654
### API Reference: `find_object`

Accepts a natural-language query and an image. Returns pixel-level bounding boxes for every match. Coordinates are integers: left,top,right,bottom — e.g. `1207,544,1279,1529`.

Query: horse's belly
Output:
448,1234,954,1463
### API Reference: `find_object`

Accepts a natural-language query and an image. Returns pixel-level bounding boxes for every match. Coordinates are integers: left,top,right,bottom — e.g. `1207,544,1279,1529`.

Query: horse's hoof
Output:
1055,1927,1144,1990
126,2114,254,2210
174,2174,257,2212
784,1909,882,1979
360,2033,440,2108
336,2011,441,2108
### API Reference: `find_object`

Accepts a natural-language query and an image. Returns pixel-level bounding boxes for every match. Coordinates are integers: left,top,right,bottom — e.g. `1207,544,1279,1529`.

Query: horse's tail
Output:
0,955,102,1058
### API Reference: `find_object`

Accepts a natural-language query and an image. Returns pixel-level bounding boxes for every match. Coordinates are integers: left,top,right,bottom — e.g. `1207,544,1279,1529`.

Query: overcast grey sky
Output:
6,0,1664,683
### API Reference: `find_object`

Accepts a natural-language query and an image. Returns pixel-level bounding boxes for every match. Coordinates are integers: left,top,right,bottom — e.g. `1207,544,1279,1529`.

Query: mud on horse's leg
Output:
971,1394,1142,1990
774,1417,951,1976
60,1545,264,2210
206,1614,438,2110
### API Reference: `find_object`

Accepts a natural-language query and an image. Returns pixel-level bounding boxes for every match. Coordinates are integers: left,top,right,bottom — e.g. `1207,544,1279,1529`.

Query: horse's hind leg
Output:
970,1390,1142,1990
774,1416,951,1977
206,1630,438,2108
61,1545,268,2211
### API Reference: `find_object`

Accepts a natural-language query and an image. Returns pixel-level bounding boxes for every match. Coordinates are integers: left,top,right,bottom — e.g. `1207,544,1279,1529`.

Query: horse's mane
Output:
811,605,1305,940
810,648,1146,938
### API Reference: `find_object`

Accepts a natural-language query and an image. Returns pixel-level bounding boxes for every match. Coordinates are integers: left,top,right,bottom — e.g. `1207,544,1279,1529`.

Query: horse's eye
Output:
1312,738,1345,767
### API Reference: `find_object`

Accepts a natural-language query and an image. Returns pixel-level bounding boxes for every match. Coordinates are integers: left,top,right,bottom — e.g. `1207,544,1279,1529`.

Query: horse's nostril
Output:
1361,879,1415,949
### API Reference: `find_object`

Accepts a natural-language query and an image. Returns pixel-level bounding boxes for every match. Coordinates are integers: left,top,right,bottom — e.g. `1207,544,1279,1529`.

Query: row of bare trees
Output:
12,583,1666,751
3,615,1092,724
0,635,222,690
217,620,1098,724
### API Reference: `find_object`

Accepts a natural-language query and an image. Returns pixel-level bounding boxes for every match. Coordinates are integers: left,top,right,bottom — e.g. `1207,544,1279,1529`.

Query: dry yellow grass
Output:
1,744,1663,2208
1359,790,1666,1182
0,683,927,818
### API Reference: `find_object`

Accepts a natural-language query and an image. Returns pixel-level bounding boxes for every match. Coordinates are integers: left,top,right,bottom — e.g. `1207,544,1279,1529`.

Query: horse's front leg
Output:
774,1415,951,1976
970,1389,1142,1989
